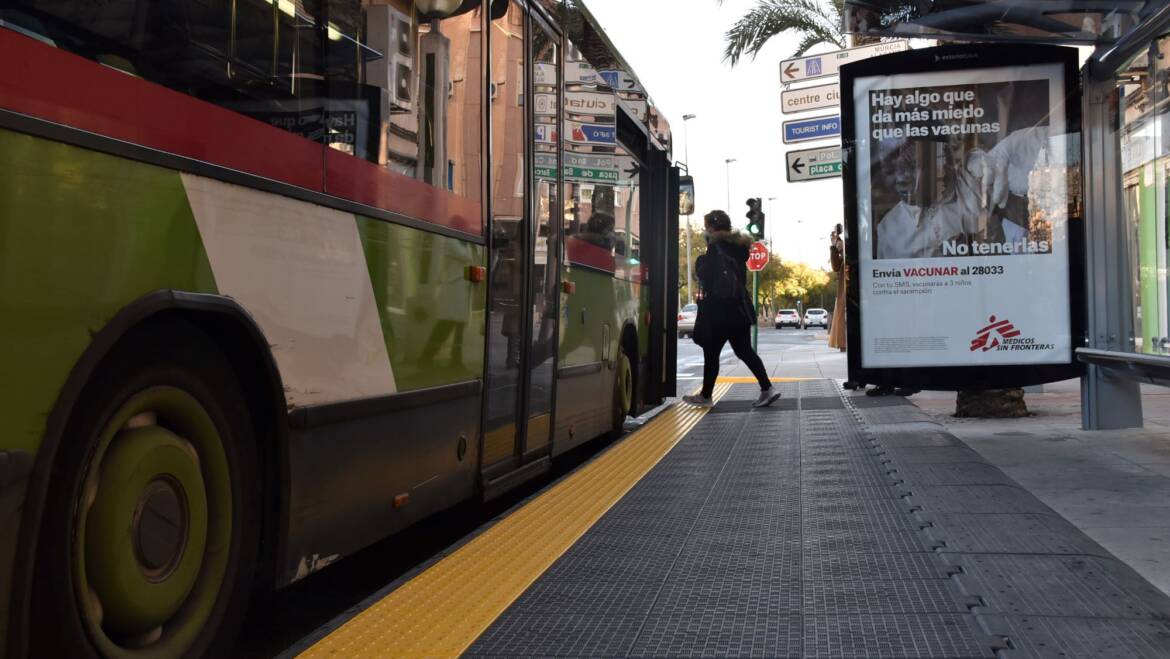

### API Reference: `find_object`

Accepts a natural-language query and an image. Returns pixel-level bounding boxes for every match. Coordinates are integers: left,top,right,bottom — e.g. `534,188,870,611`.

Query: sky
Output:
586,0,843,269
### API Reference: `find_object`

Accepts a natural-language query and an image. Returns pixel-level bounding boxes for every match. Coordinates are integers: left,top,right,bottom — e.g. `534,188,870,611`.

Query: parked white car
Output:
774,309,802,329
678,303,698,337
804,308,830,329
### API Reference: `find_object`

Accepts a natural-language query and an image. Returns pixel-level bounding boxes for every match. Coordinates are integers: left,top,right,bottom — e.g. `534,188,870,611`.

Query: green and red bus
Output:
0,0,680,655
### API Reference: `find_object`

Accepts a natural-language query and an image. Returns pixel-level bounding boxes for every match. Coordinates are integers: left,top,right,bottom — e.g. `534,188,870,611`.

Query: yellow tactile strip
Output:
299,383,731,658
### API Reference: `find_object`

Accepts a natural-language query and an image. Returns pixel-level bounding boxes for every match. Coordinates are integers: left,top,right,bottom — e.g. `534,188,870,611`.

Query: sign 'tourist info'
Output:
840,44,1084,390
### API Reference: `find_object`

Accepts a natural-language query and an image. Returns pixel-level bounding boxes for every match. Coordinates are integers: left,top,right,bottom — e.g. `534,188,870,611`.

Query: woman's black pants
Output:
700,323,771,398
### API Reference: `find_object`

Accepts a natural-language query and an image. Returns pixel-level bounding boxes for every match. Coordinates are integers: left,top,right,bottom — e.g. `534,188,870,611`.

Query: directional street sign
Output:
565,120,615,145
780,41,908,83
782,114,840,144
599,70,644,94
566,61,600,85
534,152,557,180
565,91,614,117
786,145,841,183
781,82,840,114
747,241,769,272
535,93,557,116
534,122,558,145
620,97,648,122
535,62,557,86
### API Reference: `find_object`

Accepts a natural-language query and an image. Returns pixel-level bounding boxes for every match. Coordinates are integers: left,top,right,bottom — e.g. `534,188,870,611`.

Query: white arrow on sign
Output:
780,41,908,83
781,81,840,114
786,145,841,183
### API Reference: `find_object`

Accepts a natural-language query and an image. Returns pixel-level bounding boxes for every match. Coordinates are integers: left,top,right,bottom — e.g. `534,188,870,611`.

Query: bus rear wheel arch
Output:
29,318,261,658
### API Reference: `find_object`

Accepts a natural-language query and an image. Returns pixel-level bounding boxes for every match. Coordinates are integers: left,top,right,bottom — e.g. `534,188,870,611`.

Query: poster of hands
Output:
852,60,1074,368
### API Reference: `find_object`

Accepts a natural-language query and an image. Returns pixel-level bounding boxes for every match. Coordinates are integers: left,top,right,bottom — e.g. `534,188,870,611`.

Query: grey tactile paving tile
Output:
930,513,1113,556
803,529,938,554
802,579,970,615
628,612,803,658
893,462,1020,486
802,614,993,658
981,615,1170,659
954,554,1170,619
468,380,1170,658
883,446,991,464
650,576,803,617
804,510,924,534
802,549,956,581
906,484,1054,514
469,613,645,657
508,580,662,615
854,406,940,426
876,431,966,448
848,395,916,409
802,497,916,517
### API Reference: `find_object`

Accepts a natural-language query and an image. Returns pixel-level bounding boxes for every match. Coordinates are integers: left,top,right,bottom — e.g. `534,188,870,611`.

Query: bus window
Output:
561,48,618,273
5,1,327,143
614,145,643,282
321,1,484,233
482,0,527,467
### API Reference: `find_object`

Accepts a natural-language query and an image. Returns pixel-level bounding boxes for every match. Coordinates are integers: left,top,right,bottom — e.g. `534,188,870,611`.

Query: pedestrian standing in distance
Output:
828,225,847,353
683,210,782,408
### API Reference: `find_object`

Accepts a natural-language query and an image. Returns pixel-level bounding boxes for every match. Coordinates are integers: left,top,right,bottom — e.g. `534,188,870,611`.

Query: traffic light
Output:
745,197,765,239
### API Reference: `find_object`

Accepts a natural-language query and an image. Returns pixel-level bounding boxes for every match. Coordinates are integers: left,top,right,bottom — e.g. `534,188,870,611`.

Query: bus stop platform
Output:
288,380,1170,658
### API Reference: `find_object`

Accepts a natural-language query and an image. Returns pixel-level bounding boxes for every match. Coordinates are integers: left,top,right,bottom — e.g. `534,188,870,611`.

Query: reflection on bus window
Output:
5,1,329,139
481,0,527,464
0,1,486,217
329,1,483,207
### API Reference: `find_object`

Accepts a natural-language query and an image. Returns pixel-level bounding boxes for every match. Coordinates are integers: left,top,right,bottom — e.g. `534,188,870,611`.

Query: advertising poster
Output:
851,58,1074,369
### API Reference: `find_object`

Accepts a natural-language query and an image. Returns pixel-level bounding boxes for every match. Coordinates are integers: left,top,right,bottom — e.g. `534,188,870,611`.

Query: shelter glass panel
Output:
1119,38,1170,356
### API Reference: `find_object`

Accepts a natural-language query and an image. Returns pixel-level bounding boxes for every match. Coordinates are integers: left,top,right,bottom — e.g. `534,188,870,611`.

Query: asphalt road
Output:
234,329,830,657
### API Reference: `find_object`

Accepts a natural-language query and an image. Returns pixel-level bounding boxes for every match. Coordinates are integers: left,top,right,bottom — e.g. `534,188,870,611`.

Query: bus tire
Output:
611,348,634,436
29,319,259,658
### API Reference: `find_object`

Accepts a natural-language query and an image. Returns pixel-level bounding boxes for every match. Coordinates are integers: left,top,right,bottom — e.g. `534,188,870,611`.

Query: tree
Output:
719,0,846,65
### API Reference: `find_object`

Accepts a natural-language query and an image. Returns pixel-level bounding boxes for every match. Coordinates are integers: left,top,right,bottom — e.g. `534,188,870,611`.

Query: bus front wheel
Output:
30,320,260,658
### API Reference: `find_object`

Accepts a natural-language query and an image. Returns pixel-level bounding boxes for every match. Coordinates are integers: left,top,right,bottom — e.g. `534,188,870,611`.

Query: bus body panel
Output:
0,127,493,631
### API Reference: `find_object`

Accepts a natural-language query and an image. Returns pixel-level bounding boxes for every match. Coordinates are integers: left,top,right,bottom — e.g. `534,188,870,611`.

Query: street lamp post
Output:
724,158,736,212
682,113,697,305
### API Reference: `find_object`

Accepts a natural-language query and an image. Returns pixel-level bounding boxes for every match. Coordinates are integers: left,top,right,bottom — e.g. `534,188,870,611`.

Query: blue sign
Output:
806,57,823,76
599,70,620,89
782,114,840,144
567,121,615,145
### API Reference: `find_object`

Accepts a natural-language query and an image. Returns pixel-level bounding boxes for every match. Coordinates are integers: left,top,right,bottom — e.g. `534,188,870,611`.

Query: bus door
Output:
525,17,563,455
481,2,562,489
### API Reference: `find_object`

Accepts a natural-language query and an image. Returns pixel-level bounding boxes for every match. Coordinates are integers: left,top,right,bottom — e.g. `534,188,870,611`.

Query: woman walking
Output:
683,210,781,408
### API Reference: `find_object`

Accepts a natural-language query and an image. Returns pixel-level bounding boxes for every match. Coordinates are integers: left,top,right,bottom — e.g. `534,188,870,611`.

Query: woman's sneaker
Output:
682,394,714,407
753,386,782,408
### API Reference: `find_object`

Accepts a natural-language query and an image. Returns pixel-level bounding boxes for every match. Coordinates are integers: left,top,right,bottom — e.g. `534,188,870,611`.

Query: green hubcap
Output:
73,386,233,657
85,425,208,633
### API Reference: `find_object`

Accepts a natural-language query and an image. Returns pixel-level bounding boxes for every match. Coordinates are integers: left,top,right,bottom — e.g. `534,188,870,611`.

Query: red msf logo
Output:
970,315,1021,352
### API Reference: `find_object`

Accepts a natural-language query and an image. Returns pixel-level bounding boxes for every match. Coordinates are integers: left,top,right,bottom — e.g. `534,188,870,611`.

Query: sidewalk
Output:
726,337,1170,595
914,381,1170,595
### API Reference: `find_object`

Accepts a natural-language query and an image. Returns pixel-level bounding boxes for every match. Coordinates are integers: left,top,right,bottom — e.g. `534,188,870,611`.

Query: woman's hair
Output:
704,210,731,231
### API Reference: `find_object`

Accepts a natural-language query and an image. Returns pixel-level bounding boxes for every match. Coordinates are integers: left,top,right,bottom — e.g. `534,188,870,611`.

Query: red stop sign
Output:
747,241,769,271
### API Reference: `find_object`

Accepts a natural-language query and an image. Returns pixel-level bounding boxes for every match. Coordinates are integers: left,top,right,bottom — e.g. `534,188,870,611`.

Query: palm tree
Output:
720,0,847,65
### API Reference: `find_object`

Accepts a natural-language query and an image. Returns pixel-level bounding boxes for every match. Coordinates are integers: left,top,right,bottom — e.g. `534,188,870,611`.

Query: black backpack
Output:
705,245,742,300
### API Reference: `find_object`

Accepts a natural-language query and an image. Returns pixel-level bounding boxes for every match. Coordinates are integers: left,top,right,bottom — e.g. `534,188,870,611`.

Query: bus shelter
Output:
844,0,1170,429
